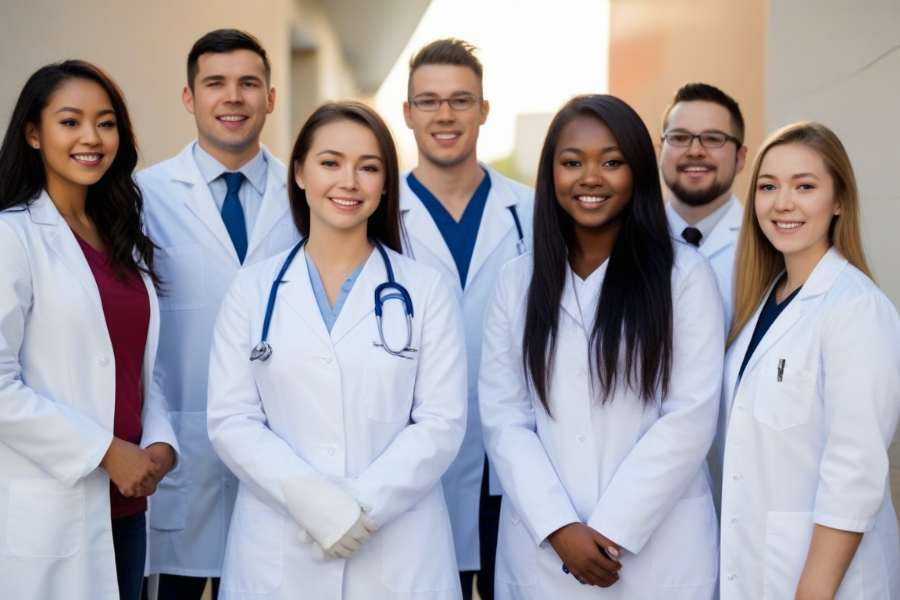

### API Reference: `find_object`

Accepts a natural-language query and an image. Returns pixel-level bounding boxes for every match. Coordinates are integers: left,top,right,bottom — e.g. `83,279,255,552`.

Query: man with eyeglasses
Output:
400,38,534,600
660,82,747,327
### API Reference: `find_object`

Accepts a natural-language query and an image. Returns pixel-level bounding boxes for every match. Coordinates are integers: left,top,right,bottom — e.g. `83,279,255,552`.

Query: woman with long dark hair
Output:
719,122,900,599
479,94,723,598
0,61,178,600
207,101,467,599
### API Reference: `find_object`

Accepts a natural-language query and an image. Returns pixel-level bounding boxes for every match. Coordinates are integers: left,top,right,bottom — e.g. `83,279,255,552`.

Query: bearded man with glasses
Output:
399,38,534,600
660,82,748,328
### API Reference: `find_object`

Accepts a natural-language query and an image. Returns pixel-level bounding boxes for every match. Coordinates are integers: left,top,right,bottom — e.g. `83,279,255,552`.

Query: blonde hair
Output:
727,121,872,347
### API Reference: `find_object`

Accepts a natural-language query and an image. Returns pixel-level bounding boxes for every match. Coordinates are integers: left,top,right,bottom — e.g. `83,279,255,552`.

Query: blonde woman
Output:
719,122,900,599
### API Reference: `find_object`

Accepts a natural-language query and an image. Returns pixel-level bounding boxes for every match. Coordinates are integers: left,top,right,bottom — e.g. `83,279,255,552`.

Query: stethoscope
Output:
249,238,415,362
400,205,526,260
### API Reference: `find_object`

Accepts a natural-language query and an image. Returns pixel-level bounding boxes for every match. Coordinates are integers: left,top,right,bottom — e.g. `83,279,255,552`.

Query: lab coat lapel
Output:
400,174,459,287
246,146,289,257
279,247,334,350
466,166,516,288
559,268,582,325
329,250,380,346
30,192,106,322
171,145,240,265
700,197,742,261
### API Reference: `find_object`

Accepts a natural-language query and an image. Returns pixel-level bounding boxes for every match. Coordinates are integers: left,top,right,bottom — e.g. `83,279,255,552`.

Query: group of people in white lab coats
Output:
1,27,899,600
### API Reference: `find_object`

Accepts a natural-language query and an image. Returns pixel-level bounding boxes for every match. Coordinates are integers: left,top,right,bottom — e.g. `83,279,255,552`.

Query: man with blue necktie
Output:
137,29,299,600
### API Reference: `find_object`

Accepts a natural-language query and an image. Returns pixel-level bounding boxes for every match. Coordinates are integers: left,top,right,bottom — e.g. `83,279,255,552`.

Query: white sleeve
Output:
813,292,900,532
0,220,112,485
586,258,724,553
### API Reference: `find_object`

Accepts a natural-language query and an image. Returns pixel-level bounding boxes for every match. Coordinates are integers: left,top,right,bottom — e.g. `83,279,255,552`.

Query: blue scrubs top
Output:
738,283,802,380
306,253,364,333
407,170,492,289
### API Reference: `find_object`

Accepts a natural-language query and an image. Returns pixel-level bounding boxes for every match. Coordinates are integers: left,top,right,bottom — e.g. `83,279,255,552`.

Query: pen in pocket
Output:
777,359,785,382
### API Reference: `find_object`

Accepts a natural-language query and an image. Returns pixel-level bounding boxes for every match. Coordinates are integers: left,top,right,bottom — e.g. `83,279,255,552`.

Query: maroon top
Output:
74,232,150,520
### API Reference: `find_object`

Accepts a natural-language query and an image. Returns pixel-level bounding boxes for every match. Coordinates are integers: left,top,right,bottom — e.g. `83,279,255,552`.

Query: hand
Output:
548,523,621,587
282,474,363,550
325,508,378,559
100,437,160,497
144,442,176,487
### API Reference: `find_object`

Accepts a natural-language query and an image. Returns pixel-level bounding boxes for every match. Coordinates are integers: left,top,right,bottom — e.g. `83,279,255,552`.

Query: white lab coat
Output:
137,142,299,576
666,195,742,327
400,164,534,570
480,245,723,599
0,192,179,600
207,244,467,599
719,247,900,599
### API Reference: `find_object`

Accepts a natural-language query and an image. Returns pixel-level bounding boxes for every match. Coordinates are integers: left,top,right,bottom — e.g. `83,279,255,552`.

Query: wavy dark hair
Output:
288,101,402,252
523,94,675,415
0,60,158,286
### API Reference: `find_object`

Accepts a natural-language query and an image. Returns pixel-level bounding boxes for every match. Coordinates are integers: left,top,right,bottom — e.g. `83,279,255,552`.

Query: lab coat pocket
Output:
496,501,537,586
382,507,457,592
156,245,205,311
148,411,188,531
7,479,84,558
222,495,286,594
762,512,814,599
362,344,417,423
754,362,816,430
651,495,718,587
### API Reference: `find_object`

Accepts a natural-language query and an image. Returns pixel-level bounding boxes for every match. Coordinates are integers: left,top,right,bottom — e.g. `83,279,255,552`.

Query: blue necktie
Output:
221,172,247,263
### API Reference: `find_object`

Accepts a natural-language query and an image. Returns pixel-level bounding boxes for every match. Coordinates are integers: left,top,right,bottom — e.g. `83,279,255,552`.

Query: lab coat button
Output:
327,446,336,455
511,515,520,525
323,356,333,364
98,357,109,367
575,434,586,445
736,405,744,411
576,371,585,378
727,574,737,581
732,474,742,481
731,518,737,524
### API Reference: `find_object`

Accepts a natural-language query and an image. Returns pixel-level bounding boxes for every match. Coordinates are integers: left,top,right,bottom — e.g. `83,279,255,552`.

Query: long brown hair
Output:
728,121,871,346
287,101,401,252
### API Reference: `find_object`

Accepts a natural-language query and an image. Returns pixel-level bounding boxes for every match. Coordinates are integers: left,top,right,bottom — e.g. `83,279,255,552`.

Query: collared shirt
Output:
407,169,492,289
192,142,268,237
666,195,738,247
305,252,364,334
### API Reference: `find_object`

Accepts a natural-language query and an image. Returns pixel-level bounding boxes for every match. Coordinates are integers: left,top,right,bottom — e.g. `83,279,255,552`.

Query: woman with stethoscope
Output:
718,122,900,599
207,101,467,599
0,61,178,600
479,94,723,599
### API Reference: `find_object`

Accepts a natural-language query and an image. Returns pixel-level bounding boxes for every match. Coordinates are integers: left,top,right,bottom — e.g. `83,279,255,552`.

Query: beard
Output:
665,176,732,207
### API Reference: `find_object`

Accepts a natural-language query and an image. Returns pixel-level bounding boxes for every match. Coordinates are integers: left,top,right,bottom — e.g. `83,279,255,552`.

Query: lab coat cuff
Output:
587,514,643,554
534,513,581,546
813,511,875,533
80,429,116,485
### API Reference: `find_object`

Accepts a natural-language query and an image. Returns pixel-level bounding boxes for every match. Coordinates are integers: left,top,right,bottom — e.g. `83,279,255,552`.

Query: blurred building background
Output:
2,0,899,589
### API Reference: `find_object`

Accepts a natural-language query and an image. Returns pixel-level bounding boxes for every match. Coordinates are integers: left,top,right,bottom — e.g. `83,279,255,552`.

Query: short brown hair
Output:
187,29,271,91
407,38,483,95
662,82,744,143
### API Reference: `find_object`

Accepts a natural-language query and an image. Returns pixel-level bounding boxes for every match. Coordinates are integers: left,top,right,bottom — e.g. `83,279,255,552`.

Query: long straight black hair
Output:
523,94,675,414
288,101,402,252
0,60,158,286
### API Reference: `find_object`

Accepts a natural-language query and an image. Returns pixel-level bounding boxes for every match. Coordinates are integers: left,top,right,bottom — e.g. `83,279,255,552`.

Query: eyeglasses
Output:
409,95,480,112
662,132,742,149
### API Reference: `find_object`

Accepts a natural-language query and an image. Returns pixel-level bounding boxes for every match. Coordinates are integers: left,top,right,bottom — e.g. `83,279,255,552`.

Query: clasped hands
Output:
548,522,622,588
283,474,377,561
100,438,177,498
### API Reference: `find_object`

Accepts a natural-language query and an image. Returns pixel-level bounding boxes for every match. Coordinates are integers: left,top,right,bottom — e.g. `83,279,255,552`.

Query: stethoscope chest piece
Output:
250,341,273,362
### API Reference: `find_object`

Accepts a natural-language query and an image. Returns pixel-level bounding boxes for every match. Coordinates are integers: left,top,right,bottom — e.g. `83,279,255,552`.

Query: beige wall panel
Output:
0,0,291,168
608,0,768,203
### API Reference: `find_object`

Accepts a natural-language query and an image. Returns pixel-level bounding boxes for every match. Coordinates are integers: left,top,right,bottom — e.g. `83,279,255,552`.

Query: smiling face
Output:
25,77,119,201
403,64,488,169
754,143,840,268
554,114,633,239
183,49,275,168
659,100,746,207
294,119,385,240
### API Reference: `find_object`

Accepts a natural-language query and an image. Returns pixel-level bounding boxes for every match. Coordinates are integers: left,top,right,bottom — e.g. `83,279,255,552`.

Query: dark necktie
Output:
221,172,248,263
681,226,702,247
